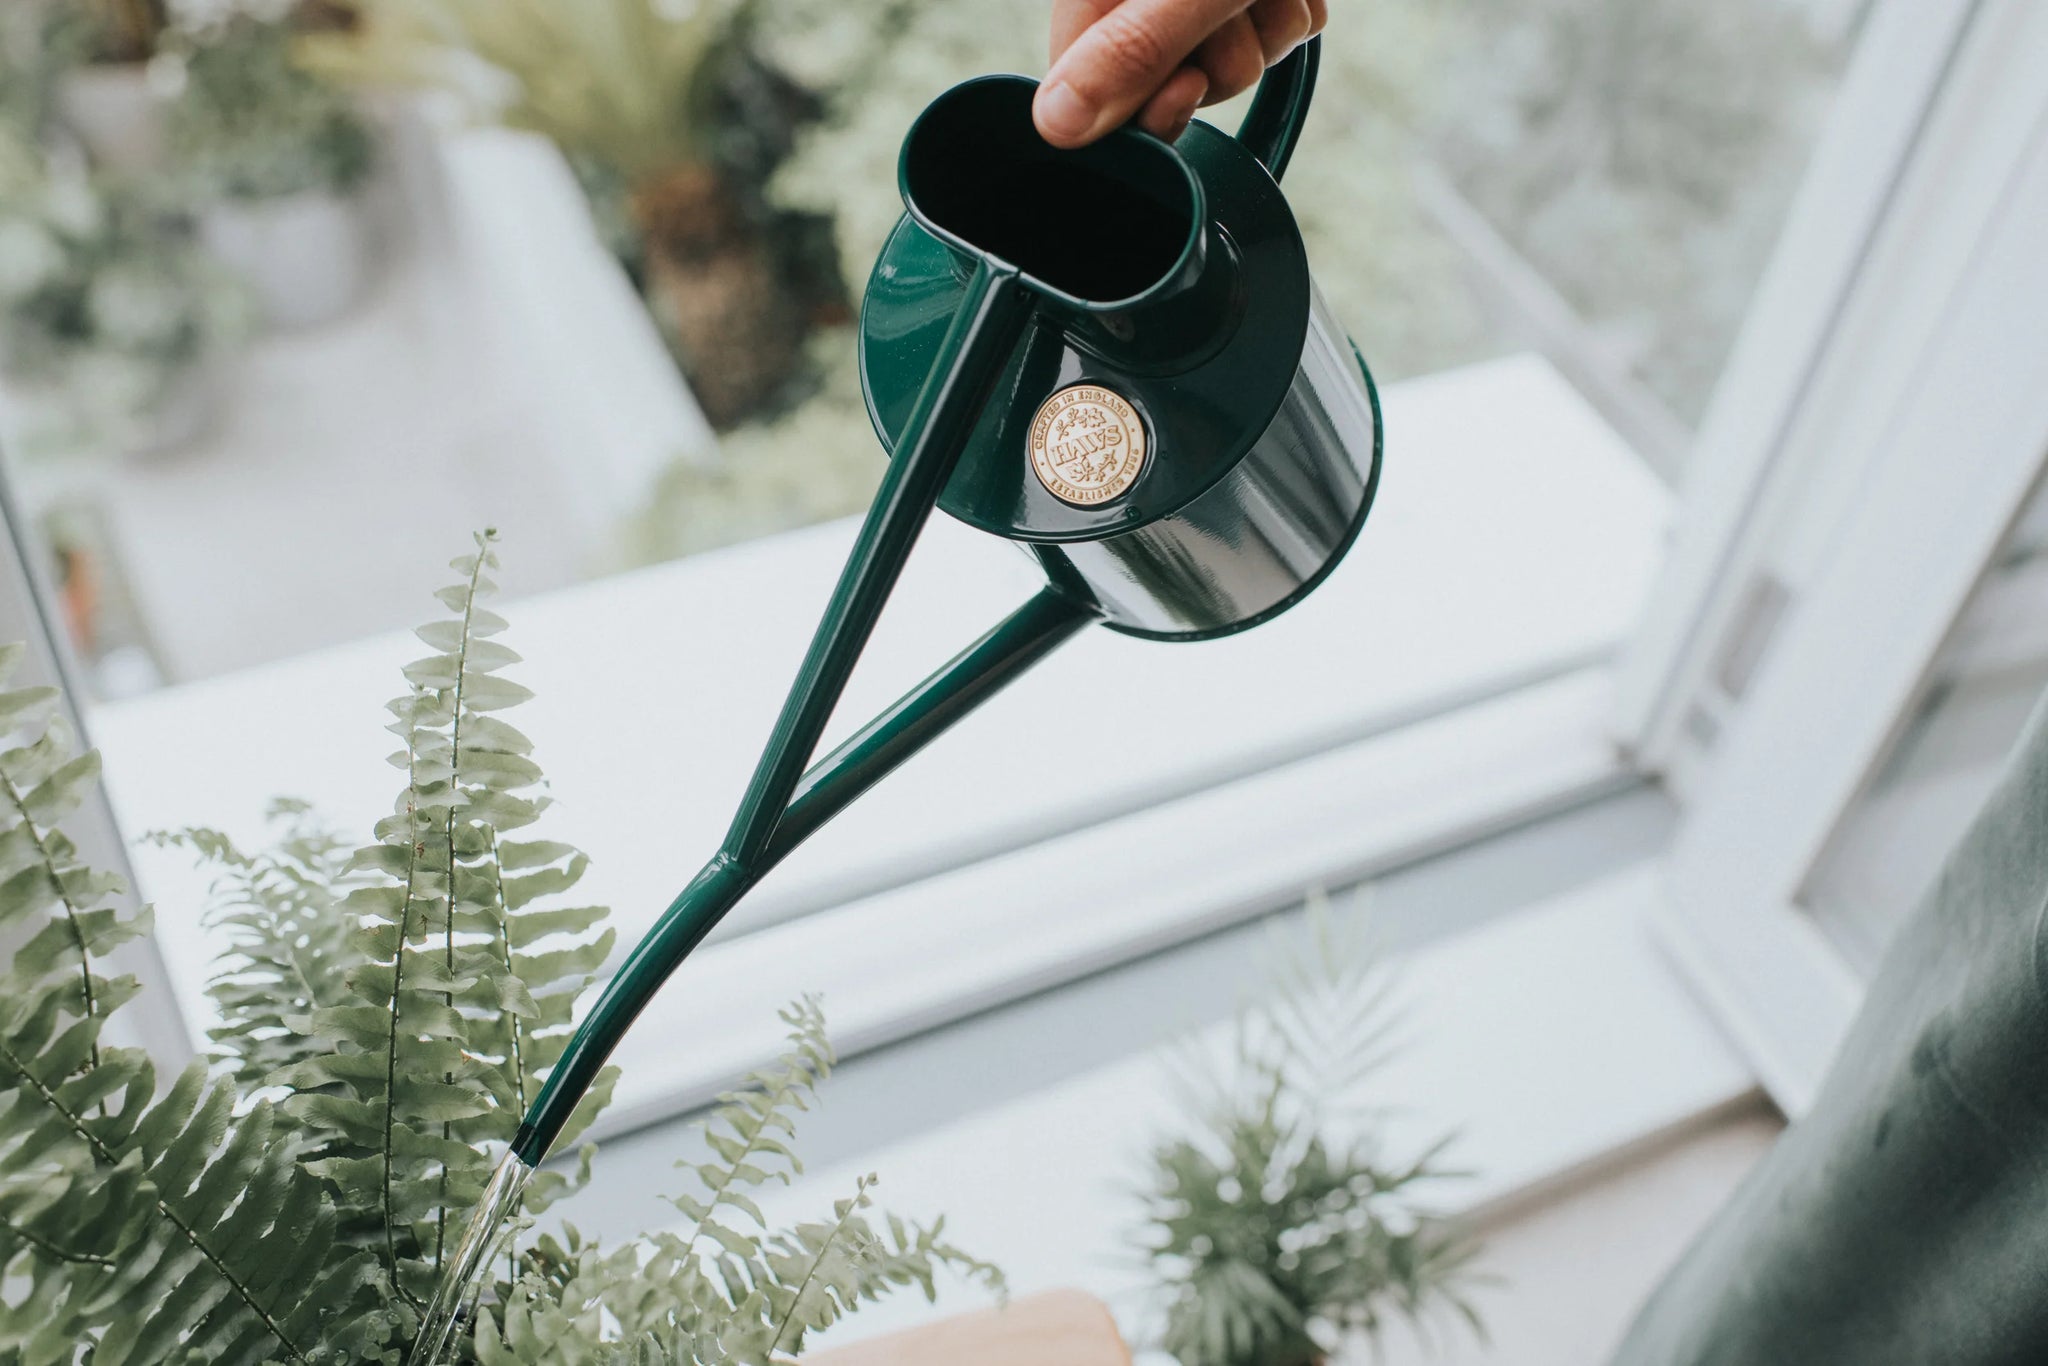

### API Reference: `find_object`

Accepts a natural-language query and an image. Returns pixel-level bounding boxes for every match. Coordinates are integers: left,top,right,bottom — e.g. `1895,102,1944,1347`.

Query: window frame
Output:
1611,0,1988,767
1628,0,2048,1112
0,468,191,1066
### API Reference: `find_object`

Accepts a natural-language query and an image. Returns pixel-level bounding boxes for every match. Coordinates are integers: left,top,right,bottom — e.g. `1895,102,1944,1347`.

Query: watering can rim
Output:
894,72,1213,314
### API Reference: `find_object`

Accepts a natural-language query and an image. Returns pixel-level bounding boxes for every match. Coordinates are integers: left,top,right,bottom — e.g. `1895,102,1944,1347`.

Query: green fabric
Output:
1612,696,2048,1365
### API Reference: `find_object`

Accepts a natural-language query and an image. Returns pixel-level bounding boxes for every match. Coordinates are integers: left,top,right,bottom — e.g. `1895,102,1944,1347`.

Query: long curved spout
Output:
512,260,1099,1166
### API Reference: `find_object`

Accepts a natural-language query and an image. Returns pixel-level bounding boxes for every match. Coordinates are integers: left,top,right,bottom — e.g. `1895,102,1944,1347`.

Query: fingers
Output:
1048,0,1117,64
1137,64,1211,142
1035,0,1252,147
1247,0,1317,63
1191,10,1266,107
1034,0,1332,147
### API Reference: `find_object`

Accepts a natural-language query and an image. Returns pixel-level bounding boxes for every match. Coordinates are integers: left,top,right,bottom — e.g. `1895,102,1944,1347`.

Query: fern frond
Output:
0,646,146,1080
468,1000,997,1366
759,1177,1004,1360
0,1046,382,1366
670,996,831,1257
0,652,386,1365
265,531,617,1307
147,800,362,1092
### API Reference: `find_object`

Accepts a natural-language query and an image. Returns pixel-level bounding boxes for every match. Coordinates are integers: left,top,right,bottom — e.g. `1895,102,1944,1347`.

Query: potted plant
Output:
0,3,76,148
0,137,251,462
51,0,176,173
169,11,378,328
1136,911,1485,1365
0,531,1001,1362
307,0,849,430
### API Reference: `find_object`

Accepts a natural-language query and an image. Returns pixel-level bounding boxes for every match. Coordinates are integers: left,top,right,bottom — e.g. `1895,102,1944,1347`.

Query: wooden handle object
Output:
801,1289,1131,1365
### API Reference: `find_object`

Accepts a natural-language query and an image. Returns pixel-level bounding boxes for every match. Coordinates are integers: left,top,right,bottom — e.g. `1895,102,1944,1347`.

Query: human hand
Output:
1034,0,1329,149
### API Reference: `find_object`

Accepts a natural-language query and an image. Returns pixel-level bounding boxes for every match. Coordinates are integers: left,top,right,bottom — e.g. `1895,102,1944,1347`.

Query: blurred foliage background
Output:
1,0,1844,568
619,0,1834,563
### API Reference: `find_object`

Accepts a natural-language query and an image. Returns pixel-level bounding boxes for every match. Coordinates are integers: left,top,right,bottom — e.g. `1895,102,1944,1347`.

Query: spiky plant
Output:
1138,906,1483,1366
0,531,999,1363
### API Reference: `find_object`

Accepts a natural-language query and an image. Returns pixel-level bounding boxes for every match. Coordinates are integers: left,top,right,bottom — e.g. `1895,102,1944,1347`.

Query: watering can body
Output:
859,55,1381,638
513,40,1378,1171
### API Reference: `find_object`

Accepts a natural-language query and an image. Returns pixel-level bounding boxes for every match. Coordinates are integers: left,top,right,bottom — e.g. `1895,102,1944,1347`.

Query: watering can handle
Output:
1236,35,1321,181
514,258,1103,1166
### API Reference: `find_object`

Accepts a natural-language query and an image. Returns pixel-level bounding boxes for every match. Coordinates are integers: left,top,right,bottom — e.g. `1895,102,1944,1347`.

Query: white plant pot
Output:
131,358,229,459
0,353,227,466
56,65,168,173
199,191,376,330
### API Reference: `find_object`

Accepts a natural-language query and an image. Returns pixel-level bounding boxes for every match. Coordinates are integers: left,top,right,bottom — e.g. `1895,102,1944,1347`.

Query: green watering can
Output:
514,35,1379,1169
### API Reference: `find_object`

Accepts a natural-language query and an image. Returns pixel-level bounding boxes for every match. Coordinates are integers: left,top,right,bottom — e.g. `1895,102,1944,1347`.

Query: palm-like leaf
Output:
1140,898,1483,1365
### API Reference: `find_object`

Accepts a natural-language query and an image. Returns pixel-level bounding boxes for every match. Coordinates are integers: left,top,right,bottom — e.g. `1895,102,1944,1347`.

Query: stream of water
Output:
406,1152,535,1366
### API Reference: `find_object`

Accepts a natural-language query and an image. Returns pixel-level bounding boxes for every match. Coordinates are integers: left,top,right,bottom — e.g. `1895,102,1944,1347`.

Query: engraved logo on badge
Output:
1028,384,1148,507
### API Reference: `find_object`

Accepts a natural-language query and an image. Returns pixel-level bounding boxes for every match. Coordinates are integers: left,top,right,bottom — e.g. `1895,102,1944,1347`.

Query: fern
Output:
255,532,618,1311
472,1002,1002,1366
144,800,361,1094
0,648,383,1365
0,534,997,1362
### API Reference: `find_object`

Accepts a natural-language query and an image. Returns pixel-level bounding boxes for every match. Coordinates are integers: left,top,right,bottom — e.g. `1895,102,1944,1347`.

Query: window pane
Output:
0,0,1853,701
1803,473,2048,972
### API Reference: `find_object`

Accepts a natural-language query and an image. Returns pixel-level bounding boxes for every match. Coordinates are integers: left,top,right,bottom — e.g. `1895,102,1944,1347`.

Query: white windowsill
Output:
86,352,1670,1101
596,664,1630,1133
704,865,1758,1352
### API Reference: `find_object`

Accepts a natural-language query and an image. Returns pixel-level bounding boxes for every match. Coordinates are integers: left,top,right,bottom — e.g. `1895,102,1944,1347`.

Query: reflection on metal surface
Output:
1052,290,1380,639
1028,384,1150,506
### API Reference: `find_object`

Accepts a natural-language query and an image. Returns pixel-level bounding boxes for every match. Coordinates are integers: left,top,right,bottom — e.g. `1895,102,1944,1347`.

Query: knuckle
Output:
1092,11,1176,86
1210,36,1265,95
1251,0,1314,59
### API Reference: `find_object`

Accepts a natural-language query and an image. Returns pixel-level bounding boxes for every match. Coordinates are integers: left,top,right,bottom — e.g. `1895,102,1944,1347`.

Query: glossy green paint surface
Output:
860,71,1315,544
1235,32,1320,179
516,260,1060,1162
515,41,1367,1167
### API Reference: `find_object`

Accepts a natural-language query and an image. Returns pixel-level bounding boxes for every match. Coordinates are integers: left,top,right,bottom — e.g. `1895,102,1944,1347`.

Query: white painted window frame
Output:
1622,0,2048,1113
1612,0,1987,768
0,475,190,1062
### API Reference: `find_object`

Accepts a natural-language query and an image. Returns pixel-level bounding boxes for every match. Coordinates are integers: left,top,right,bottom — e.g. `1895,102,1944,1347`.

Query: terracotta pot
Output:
630,163,813,431
802,1289,1131,1365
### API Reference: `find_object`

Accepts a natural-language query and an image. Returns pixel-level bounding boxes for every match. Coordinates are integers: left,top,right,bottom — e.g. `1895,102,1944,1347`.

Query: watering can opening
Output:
900,77,1207,309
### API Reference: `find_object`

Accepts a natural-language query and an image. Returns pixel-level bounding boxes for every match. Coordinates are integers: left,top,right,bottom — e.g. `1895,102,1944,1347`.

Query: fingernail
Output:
1035,81,1094,143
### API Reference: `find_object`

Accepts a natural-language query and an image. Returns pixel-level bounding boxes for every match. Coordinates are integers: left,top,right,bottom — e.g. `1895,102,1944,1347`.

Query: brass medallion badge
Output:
1027,384,1148,506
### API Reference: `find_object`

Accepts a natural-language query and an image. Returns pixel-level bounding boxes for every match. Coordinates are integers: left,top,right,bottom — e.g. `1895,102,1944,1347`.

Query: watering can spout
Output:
514,255,1079,1164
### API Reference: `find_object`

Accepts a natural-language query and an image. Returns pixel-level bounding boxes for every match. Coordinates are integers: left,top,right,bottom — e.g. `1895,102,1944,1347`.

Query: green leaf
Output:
0,529,1000,1361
